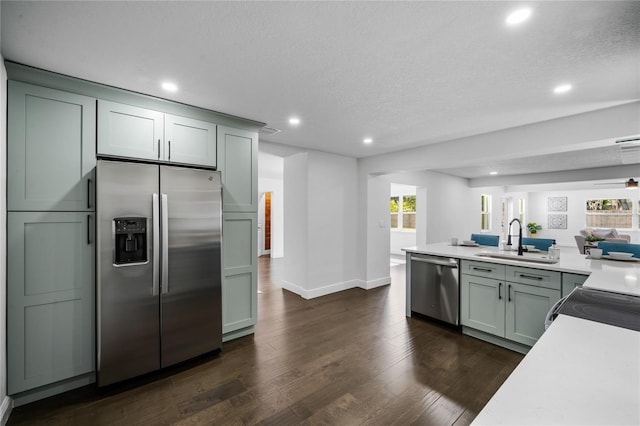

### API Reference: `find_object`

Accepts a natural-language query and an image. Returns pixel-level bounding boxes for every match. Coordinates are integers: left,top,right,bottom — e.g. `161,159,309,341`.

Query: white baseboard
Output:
282,276,390,299
357,276,391,290
282,279,359,299
0,395,13,426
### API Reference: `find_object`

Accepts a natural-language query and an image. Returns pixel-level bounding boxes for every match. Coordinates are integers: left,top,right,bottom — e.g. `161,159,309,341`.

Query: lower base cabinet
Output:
222,212,257,340
505,282,561,346
461,260,562,350
7,212,95,395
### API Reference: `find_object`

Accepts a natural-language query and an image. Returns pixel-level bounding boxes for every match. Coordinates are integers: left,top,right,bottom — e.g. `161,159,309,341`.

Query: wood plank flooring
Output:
8,257,523,425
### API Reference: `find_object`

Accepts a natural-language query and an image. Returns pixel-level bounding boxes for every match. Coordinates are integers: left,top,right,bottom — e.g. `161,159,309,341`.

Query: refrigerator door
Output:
159,165,222,367
97,160,160,386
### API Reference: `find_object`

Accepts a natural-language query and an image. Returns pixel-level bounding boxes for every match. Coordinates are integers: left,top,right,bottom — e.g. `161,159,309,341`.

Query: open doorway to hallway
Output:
258,191,272,256
390,183,418,267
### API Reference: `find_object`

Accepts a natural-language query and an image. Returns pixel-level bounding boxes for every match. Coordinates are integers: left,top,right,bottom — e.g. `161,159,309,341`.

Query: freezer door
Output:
96,160,160,386
160,165,222,367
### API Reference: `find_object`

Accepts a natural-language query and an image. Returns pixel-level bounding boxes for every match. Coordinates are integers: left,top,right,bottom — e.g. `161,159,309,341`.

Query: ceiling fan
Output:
593,178,638,189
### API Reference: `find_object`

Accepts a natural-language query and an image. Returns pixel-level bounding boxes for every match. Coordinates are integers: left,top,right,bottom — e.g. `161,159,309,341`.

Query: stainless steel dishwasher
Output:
410,254,460,325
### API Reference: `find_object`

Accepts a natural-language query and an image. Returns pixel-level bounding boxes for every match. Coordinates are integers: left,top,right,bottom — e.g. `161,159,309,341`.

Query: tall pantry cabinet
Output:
7,81,96,399
5,62,263,405
217,126,259,340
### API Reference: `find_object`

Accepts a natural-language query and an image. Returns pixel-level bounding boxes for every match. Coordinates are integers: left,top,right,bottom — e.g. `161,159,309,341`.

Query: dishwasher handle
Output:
410,256,458,268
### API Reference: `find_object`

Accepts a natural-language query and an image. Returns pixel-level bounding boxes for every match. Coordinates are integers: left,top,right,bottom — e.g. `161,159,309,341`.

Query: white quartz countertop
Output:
472,315,640,425
403,242,640,296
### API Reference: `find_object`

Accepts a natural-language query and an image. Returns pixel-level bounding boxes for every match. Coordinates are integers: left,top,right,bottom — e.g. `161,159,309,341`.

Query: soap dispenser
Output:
549,240,560,260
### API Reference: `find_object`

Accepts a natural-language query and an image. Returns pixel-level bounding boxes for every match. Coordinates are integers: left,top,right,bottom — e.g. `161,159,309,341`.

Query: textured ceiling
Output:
2,1,639,163
434,144,640,179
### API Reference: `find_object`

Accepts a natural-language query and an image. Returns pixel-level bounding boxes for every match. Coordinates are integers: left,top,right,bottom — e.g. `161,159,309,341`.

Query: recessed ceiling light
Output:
288,117,300,126
490,171,498,175
363,138,373,144
161,81,178,92
553,84,573,94
506,8,532,25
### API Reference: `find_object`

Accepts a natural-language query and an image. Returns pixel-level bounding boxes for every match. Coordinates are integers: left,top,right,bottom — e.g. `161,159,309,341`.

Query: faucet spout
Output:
507,218,524,256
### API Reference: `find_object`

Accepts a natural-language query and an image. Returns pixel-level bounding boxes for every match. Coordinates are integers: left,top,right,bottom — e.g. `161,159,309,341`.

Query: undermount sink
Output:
475,251,560,264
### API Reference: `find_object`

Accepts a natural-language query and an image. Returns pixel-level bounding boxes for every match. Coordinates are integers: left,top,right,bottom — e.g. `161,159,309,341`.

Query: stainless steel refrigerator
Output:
96,159,222,386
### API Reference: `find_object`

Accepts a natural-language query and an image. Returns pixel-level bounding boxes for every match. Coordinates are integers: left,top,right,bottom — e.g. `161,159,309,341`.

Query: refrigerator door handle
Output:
161,193,169,294
152,193,160,296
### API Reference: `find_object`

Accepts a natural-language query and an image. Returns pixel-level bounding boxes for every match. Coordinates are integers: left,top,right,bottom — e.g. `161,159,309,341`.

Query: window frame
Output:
481,194,491,231
390,194,416,232
585,198,634,230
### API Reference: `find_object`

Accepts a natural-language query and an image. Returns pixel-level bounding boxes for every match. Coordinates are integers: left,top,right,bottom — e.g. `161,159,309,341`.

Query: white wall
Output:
0,54,12,422
358,169,477,287
282,150,359,298
283,153,308,290
307,152,358,290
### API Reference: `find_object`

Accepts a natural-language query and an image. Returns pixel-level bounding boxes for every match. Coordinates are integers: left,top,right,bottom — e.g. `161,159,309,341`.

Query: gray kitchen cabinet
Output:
222,212,258,340
461,274,505,336
164,114,217,167
505,282,561,346
217,126,258,212
8,81,96,212
97,100,164,161
7,212,95,395
562,273,589,297
217,125,258,340
98,101,217,167
461,260,561,349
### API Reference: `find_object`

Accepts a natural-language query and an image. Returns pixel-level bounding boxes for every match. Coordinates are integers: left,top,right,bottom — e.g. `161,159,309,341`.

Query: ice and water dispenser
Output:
113,217,148,265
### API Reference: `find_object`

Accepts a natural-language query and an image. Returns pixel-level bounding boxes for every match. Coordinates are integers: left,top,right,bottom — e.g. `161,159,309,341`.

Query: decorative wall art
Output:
548,196,567,212
548,214,567,229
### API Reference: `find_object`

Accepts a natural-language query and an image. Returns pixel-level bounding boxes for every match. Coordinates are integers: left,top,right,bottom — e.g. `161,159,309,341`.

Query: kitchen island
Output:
404,242,640,425
403,242,640,299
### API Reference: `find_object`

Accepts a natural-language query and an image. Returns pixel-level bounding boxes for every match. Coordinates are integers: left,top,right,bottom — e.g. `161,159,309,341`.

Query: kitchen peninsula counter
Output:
403,243,640,425
473,314,640,425
403,242,640,296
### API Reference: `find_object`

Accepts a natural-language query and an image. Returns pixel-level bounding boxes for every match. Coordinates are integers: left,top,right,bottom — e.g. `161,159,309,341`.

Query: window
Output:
585,198,632,229
518,198,526,223
481,194,491,230
390,195,416,230
390,196,399,229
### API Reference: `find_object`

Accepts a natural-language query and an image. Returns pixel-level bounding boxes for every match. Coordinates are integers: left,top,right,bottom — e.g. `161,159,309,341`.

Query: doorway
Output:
390,183,418,266
258,191,272,256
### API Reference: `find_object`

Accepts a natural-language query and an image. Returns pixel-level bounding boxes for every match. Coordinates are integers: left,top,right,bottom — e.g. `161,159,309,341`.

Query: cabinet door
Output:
505,282,561,347
562,273,588,297
165,114,216,167
8,81,96,211
217,126,258,212
461,275,505,337
222,213,257,335
7,212,95,394
97,100,164,161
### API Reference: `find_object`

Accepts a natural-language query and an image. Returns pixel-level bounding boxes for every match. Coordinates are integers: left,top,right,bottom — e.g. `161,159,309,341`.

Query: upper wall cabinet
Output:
98,100,216,168
97,101,163,162
165,114,217,167
8,81,96,212
217,126,258,212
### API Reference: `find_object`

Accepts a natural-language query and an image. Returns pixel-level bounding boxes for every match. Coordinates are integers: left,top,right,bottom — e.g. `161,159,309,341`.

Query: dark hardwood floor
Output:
8,257,523,425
